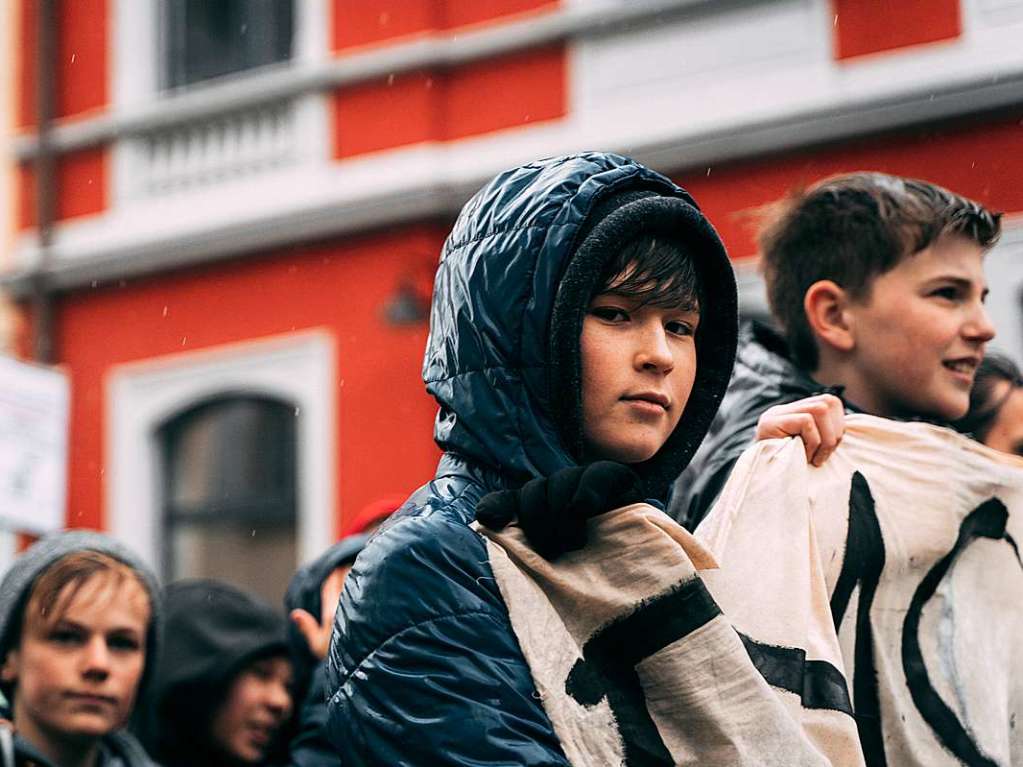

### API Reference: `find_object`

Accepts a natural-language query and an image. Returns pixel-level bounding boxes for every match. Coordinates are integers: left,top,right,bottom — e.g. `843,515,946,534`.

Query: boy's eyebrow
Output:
107,626,143,636
49,618,85,631
925,274,989,296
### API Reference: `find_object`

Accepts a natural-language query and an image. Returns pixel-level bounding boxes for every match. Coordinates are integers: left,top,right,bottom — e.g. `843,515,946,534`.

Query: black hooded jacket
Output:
325,152,738,765
137,580,337,767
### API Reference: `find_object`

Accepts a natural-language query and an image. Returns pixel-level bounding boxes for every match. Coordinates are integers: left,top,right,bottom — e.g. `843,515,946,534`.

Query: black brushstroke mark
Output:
829,471,887,766
737,633,853,715
1005,532,1023,571
565,579,720,766
901,498,1014,767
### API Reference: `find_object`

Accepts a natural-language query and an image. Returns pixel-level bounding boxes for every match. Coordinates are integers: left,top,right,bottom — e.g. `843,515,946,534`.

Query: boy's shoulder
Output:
333,471,510,666
725,323,825,423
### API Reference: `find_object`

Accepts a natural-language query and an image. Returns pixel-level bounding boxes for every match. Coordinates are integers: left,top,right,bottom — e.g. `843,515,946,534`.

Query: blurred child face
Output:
580,279,699,463
982,383,1023,457
1,574,149,743
210,656,294,764
840,235,994,421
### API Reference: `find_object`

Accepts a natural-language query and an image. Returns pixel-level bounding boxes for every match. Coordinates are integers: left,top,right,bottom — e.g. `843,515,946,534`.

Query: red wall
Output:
678,111,1023,260
833,0,961,60
17,0,108,128
16,0,109,229
17,148,107,230
333,45,566,157
332,0,559,51
55,226,446,534
331,0,566,158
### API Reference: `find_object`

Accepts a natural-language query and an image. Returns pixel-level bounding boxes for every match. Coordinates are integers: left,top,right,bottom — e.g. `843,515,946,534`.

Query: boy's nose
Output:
635,326,674,372
264,680,293,719
965,304,996,344
81,637,112,677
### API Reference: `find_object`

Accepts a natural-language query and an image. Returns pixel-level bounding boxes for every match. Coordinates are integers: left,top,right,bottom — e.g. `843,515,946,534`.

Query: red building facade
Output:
5,0,1023,598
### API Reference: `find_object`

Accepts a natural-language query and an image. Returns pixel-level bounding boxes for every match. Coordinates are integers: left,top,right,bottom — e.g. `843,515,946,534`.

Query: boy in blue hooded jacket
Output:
324,153,740,765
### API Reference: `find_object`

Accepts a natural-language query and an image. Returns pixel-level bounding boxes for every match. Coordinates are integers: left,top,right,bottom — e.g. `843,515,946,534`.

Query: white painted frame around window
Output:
106,330,336,573
110,0,330,205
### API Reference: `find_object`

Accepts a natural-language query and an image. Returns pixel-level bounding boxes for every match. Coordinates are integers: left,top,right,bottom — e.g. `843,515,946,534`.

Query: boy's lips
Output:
943,356,980,376
65,691,118,706
621,391,670,410
245,720,280,747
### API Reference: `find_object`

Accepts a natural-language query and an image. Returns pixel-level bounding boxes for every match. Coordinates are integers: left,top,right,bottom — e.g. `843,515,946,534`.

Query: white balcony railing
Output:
135,99,298,197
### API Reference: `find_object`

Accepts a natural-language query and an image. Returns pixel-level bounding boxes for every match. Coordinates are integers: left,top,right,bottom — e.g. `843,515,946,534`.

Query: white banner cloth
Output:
476,502,864,766
700,414,1023,766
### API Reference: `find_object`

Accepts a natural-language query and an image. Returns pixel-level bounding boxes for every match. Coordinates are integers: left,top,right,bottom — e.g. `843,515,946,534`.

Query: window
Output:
163,0,295,90
158,395,297,604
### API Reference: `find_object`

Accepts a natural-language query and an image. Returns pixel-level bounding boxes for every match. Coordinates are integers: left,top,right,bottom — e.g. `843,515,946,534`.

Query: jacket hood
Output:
136,579,288,764
423,152,737,499
0,530,162,702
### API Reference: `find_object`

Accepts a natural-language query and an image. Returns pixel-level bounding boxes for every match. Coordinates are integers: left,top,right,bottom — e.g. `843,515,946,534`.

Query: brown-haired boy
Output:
670,172,1002,527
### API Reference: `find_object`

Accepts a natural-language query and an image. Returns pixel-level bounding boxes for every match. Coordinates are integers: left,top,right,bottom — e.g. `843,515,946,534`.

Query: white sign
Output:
0,355,69,533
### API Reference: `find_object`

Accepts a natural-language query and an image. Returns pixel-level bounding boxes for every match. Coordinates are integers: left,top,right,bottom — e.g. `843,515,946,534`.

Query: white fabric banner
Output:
477,503,864,766
700,414,1023,767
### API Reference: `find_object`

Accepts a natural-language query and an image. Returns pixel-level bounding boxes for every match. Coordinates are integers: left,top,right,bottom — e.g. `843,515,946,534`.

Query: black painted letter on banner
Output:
564,579,721,767
830,471,887,767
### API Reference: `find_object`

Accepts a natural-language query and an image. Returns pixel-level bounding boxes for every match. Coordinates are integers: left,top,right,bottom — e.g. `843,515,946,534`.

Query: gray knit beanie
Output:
0,530,162,698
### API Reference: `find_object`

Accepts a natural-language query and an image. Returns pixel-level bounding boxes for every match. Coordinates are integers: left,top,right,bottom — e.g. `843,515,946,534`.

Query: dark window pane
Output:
164,0,294,90
162,396,296,514
158,395,297,604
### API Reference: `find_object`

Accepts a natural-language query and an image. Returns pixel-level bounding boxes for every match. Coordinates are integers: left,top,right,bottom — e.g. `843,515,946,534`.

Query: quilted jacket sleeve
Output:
325,508,571,767
284,666,340,767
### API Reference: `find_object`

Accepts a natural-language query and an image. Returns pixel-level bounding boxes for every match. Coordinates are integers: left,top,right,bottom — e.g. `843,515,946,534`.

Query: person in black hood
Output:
0,531,160,767
137,580,291,767
137,575,345,767
324,152,740,764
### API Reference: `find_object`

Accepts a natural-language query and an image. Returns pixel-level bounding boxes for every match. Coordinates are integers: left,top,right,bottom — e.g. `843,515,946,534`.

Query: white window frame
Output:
110,0,330,207
106,330,336,573
112,0,328,109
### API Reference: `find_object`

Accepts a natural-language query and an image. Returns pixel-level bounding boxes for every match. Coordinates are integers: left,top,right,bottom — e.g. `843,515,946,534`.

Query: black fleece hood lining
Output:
548,193,738,500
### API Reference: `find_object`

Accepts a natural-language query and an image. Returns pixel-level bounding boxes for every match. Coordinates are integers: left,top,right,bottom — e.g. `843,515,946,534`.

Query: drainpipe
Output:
32,0,57,364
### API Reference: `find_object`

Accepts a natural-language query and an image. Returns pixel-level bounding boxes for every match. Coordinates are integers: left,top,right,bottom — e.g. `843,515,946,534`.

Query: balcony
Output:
130,99,298,198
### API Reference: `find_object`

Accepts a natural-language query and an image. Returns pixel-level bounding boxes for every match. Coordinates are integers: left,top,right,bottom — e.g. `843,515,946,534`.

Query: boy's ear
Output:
804,280,856,353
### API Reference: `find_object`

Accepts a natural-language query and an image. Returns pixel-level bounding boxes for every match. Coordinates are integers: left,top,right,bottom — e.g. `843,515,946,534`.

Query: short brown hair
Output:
21,551,149,637
760,172,1001,369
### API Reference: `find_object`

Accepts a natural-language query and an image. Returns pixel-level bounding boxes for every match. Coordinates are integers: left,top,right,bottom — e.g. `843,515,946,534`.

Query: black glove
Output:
476,461,645,560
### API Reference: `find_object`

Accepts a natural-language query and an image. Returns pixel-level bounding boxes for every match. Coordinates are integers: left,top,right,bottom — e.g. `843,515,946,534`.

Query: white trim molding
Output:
105,330,337,574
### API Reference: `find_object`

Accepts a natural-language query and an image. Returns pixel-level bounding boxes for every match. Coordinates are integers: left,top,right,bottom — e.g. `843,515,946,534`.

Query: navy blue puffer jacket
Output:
325,153,737,765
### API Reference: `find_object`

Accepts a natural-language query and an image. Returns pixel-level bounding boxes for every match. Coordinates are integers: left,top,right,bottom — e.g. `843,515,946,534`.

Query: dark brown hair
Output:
593,234,702,312
760,172,1001,369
